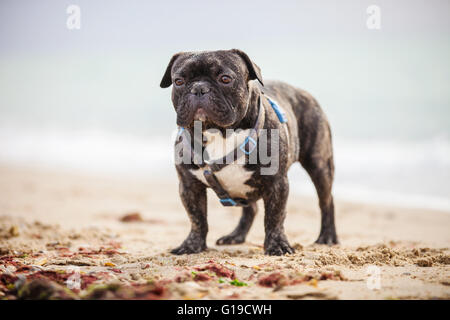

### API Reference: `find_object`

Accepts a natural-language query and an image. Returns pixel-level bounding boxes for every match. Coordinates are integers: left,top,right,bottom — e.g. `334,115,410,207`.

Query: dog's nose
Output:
190,82,211,96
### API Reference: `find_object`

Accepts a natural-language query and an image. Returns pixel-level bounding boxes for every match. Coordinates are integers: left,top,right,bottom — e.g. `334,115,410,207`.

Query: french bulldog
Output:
160,49,338,256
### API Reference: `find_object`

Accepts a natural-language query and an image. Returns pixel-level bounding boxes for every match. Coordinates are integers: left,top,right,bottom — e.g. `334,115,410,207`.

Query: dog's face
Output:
160,49,263,128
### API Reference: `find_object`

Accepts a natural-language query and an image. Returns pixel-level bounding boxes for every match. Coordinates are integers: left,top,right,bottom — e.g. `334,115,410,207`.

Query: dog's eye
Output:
220,75,232,84
174,78,185,86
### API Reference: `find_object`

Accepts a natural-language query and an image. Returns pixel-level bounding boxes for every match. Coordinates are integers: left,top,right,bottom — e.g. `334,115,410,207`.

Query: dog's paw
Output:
170,242,206,255
216,233,245,245
264,233,295,256
170,233,207,255
314,230,338,245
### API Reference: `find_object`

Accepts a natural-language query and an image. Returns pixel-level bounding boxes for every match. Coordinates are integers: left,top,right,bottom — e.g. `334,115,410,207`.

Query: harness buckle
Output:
239,136,257,155
219,198,249,207
220,198,237,206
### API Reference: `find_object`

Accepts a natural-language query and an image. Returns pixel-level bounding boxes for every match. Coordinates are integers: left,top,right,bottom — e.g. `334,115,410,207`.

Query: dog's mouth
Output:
193,108,207,122
176,97,237,129
177,107,214,129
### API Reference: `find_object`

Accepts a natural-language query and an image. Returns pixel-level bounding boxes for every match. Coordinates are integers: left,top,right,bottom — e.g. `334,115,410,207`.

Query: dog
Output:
160,49,338,255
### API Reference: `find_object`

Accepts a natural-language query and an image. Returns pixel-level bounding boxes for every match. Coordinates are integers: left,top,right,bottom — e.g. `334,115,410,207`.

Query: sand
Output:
0,164,449,300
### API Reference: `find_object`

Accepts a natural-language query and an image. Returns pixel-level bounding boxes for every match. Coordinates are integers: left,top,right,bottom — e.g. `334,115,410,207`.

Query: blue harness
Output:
266,96,288,123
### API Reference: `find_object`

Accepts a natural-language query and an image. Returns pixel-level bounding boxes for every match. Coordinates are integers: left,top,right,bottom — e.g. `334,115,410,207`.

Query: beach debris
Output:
0,255,27,268
83,281,167,300
1,270,169,300
171,281,209,300
415,258,433,267
286,291,335,300
318,270,346,281
0,225,20,239
16,279,78,300
51,258,97,266
3,268,93,292
229,279,247,287
26,270,99,290
182,292,208,300
35,258,47,266
308,278,318,288
192,272,213,282
194,261,235,279
107,241,122,249
173,262,238,285
15,266,33,273
9,226,20,237
258,272,288,288
227,292,241,299
74,246,122,257
104,262,116,267
129,273,140,281
82,283,121,299
119,212,143,222
174,271,192,283
0,273,19,291
258,270,346,289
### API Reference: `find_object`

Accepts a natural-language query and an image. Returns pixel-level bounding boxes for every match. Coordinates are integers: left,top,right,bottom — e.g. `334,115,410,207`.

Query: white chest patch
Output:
189,129,255,198
202,128,250,161
190,165,254,198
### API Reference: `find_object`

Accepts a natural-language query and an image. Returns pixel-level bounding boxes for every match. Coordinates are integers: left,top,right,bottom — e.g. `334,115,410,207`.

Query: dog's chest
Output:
189,129,255,198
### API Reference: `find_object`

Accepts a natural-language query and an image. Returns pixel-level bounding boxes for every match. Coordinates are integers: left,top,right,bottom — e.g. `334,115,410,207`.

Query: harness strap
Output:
265,95,290,148
266,96,288,123
203,95,265,169
203,170,249,206
177,93,288,207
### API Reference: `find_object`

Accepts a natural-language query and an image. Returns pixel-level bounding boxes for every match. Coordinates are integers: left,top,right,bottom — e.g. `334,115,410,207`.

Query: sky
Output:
1,0,449,55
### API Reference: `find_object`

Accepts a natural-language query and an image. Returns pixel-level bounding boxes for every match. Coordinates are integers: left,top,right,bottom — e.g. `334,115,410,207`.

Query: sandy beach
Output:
0,164,449,300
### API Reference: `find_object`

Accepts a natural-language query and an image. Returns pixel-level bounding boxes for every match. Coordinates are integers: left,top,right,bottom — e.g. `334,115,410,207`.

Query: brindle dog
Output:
160,49,338,255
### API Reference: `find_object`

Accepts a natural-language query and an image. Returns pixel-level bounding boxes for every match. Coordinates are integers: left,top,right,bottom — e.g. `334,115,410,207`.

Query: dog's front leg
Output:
171,170,208,255
263,176,295,255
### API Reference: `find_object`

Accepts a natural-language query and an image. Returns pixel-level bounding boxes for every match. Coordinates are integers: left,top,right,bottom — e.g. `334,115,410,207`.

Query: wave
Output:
0,127,449,211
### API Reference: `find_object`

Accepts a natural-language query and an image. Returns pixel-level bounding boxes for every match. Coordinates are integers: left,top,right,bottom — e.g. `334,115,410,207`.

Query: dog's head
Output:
160,49,263,128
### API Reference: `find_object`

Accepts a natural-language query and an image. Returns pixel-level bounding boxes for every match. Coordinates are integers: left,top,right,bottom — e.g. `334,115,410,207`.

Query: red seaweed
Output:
194,261,235,279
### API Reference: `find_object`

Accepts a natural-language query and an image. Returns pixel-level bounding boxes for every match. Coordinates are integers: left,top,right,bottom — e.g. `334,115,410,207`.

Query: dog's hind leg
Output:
216,202,257,245
299,122,338,245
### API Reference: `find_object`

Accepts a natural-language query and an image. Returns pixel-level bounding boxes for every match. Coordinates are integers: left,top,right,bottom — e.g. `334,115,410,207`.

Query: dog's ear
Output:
160,52,184,88
231,49,263,86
